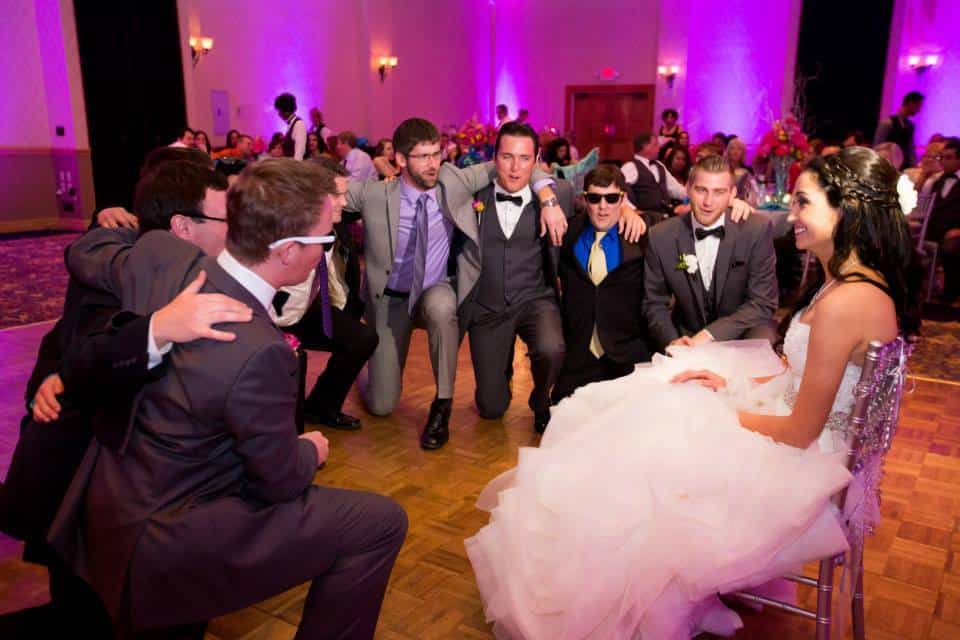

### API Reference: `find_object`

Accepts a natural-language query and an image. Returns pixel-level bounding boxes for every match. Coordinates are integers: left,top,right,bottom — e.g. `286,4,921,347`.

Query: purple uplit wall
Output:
882,0,960,146
0,1,52,148
680,0,801,146
489,0,660,133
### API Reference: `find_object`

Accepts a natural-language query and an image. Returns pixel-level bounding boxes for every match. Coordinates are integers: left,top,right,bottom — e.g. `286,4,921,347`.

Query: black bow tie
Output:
272,290,290,316
496,192,523,207
695,226,725,241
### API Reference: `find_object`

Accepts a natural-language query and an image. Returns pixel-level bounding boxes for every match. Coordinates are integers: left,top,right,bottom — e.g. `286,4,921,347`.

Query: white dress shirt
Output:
287,115,307,160
620,154,686,200
147,249,277,367
691,213,726,291
271,249,350,327
493,183,533,239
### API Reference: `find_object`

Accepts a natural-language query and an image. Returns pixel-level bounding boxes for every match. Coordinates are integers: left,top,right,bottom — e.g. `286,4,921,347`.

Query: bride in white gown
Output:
465,147,917,639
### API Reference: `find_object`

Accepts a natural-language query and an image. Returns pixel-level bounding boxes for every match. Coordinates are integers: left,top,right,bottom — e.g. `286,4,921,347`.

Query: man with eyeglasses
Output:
342,117,568,450
552,165,654,402
49,159,408,639
927,137,960,302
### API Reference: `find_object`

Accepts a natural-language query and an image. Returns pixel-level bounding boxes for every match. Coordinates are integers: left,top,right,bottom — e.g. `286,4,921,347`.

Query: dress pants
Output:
290,302,379,417
468,296,565,418
361,281,459,416
552,352,634,404
941,235,960,301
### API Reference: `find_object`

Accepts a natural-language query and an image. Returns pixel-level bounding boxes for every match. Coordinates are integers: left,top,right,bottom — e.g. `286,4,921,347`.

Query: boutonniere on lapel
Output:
282,332,301,352
676,253,699,275
472,199,485,222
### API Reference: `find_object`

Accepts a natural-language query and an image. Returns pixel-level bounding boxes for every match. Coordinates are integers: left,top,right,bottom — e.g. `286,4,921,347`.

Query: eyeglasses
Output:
268,230,337,250
183,210,227,223
405,151,443,162
582,192,624,205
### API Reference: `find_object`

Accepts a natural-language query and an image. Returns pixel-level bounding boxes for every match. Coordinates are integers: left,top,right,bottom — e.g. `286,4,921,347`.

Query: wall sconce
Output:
657,63,680,88
907,53,940,73
189,36,214,67
378,56,398,83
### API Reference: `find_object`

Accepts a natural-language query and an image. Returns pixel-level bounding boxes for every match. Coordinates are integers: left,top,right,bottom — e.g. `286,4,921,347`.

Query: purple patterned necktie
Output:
315,254,333,337
409,193,430,314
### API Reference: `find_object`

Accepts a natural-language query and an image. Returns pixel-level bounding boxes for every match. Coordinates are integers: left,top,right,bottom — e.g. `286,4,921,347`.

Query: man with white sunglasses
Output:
50,159,407,639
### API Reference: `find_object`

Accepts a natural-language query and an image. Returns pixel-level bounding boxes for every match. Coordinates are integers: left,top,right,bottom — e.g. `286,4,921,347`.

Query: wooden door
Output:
565,85,655,166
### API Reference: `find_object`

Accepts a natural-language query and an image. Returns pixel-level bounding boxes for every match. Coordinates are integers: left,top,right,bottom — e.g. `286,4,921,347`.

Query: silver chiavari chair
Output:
730,337,913,640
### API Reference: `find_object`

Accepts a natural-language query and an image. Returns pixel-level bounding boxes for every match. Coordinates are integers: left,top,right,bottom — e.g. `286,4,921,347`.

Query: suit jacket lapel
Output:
677,215,708,326
386,180,402,263
440,181,480,245
713,211,737,303
203,257,276,327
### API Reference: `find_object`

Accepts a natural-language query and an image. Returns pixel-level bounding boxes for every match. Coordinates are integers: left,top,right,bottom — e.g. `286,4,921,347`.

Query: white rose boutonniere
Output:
676,253,699,274
896,174,918,216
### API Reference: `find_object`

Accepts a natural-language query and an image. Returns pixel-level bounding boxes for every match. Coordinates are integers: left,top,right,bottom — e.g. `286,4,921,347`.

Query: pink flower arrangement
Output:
756,115,810,160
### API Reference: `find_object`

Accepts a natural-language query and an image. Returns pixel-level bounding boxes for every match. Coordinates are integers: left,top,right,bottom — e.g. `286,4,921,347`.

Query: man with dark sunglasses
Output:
553,165,654,401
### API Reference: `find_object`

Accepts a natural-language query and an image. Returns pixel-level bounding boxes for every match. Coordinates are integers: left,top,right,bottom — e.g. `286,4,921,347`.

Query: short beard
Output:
408,168,438,190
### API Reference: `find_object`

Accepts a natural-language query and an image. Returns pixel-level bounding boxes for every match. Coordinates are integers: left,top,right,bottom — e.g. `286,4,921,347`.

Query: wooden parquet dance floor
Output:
2,322,960,639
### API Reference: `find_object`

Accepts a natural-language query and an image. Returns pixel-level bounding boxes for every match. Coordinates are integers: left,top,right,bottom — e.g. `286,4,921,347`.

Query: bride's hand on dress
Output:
670,369,727,391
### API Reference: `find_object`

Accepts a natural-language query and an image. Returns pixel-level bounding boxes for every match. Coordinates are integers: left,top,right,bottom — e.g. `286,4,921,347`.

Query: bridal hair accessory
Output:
821,154,902,211
676,253,698,274
896,174,917,216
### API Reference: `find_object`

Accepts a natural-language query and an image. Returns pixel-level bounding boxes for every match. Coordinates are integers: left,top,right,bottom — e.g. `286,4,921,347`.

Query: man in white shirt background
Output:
274,92,307,160
338,131,378,181
168,127,194,148
621,133,686,219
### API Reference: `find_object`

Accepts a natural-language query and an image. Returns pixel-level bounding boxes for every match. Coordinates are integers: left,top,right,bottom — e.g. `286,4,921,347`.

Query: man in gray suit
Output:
643,155,778,351
50,159,407,639
344,118,566,450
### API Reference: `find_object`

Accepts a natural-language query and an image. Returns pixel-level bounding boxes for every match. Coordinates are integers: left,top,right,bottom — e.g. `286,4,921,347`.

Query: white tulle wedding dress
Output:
466,317,864,639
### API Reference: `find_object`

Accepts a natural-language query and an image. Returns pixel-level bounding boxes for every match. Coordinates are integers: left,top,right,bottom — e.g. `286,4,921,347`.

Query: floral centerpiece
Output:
455,117,496,167
755,115,810,201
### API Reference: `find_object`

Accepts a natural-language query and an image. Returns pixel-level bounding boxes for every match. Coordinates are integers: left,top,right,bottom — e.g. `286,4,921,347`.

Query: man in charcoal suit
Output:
49,159,407,639
643,155,778,352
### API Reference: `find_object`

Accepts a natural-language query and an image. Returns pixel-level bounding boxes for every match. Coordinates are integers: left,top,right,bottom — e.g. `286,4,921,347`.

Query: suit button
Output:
375,294,381,299
386,269,391,275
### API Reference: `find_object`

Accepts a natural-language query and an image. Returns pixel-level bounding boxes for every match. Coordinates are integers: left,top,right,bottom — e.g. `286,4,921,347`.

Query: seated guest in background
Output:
272,156,378,430
50,159,408,639
677,129,691,149
266,132,285,158
658,108,683,145
874,91,924,169
193,130,211,155
927,137,960,302
213,134,255,162
566,130,580,162
711,131,729,153
338,131,378,181
169,126,194,148
621,133,686,220
842,130,870,148
324,134,341,160
305,132,325,160
223,129,240,150
695,141,723,162
643,155,778,351
274,92,307,160
725,137,760,206
552,165,652,402
664,144,692,185
373,138,399,180
907,139,944,192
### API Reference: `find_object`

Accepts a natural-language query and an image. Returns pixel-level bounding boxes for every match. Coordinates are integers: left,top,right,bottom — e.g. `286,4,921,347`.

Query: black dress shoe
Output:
534,409,551,435
304,409,362,431
420,398,452,450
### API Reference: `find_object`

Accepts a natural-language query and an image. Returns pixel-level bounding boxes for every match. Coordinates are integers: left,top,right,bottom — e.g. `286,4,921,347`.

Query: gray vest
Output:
475,200,552,312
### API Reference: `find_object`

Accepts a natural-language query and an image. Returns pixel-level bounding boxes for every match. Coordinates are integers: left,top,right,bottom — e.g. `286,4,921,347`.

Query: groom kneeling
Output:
643,155,778,351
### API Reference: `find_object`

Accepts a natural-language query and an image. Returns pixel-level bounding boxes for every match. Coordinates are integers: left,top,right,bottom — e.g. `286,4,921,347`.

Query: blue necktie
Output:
409,193,430,314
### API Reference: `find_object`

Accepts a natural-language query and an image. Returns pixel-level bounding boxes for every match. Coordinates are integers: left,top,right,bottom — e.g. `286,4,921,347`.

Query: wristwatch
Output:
540,196,559,208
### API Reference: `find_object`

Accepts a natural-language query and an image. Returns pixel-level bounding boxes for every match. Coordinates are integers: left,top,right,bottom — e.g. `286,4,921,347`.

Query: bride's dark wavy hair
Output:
777,146,920,341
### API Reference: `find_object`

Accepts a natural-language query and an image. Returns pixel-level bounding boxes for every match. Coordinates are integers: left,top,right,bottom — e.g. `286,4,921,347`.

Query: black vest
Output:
475,198,552,312
886,115,914,168
628,159,672,214
282,116,303,157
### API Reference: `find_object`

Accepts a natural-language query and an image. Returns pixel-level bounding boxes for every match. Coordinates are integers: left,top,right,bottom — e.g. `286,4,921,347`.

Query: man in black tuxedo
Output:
49,159,406,639
643,155,778,351
926,137,960,301
552,166,653,401
272,156,378,430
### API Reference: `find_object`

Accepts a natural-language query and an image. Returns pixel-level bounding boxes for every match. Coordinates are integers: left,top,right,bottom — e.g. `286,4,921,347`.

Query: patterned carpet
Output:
0,233,78,330
0,230,958,381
